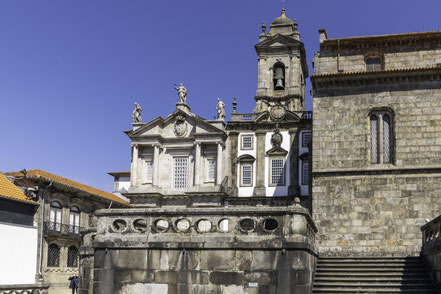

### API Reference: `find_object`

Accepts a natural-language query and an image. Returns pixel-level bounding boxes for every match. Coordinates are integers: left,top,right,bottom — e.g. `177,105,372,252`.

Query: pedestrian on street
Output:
68,275,79,294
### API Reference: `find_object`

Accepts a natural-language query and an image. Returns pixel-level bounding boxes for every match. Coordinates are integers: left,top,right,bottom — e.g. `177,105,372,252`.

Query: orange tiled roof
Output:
5,169,128,205
0,172,35,204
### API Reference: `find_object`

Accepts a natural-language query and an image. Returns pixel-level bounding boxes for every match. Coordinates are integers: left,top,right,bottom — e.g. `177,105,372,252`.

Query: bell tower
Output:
254,8,308,114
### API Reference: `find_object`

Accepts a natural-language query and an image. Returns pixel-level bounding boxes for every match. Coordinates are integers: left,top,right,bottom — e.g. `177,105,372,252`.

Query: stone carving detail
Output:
270,104,286,120
132,102,143,123
271,129,283,147
174,83,188,103
174,115,187,137
112,219,127,232
133,219,148,232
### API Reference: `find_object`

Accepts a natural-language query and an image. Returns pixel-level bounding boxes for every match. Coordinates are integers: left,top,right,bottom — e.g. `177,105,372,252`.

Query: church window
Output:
366,57,382,71
370,115,379,163
67,246,78,267
369,110,394,164
173,157,188,189
207,159,216,181
47,244,60,267
49,201,62,232
241,135,253,150
69,206,80,234
273,63,285,90
145,160,153,183
240,164,253,186
302,132,312,147
302,160,309,185
270,158,285,186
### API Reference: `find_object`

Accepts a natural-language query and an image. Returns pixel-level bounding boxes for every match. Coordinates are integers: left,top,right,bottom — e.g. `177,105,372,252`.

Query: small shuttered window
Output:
207,159,216,181
145,160,153,183
270,159,285,185
241,164,252,186
174,157,188,189
302,161,309,185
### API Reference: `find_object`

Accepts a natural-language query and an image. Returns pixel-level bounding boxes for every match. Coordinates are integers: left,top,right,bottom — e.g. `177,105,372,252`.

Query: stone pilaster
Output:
130,144,139,187
229,132,239,196
194,142,201,186
216,142,223,185
254,131,266,196
153,144,160,187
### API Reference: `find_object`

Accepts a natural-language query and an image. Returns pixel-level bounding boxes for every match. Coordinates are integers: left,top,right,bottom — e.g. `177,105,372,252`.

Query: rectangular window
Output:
302,161,309,185
241,135,253,149
174,157,188,189
145,160,153,183
270,159,285,185
302,132,312,147
207,159,216,181
241,164,252,186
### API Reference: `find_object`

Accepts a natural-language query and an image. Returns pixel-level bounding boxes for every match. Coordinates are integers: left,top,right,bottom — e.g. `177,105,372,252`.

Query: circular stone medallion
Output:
270,105,286,120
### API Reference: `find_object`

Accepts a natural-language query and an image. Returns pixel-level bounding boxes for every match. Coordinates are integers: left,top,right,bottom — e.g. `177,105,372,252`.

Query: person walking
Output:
68,275,79,294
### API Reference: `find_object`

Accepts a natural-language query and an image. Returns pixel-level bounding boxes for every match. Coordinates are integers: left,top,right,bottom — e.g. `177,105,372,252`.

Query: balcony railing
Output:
44,221,82,237
0,283,49,294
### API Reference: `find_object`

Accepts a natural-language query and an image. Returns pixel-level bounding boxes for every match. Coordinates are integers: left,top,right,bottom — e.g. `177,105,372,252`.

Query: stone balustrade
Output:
0,284,49,294
421,215,441,289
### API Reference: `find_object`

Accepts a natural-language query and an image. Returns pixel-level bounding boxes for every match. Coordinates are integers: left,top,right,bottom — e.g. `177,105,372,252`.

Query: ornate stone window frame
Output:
240,134,254,150
269,157,286,186
368,107,395,165
237,154,255,187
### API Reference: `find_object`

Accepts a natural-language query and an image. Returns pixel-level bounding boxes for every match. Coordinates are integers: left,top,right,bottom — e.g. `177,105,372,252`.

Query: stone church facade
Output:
85,8,441,294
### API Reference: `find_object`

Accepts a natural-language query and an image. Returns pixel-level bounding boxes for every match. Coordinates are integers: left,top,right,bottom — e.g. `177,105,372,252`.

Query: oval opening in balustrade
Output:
218,219,230,232
197,219,212,233
263,218,279,231
112,219,127,232
133,219,148,232
175,218,191,232
154,219,170,232
240,218,255,232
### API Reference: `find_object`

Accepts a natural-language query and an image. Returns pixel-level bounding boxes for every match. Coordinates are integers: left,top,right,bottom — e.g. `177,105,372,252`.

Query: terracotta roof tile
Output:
0,172,35,204
5,169,128,205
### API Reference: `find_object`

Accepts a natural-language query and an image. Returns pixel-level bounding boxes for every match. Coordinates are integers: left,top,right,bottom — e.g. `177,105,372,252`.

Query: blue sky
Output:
1,0,439,191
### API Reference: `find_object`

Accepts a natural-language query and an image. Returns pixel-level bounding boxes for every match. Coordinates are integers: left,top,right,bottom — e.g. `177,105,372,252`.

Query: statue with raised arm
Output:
174,83,187,103
132,102,143,123
216,98,226,121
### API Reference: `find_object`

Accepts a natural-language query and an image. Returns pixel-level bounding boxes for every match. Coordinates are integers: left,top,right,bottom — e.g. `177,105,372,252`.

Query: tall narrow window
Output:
69,206,80,234
50,202,62,232
67,246,79,267
207,159,216,181
370,115,379,163
302,161,309,185
145,160,153,183
47,244,60,267
270,159,285,185
383,114,391,163
241,164,253,186
174,157,188,189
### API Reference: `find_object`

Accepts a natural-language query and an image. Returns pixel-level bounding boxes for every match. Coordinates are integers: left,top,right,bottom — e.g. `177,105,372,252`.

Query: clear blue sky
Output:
1,0,439,192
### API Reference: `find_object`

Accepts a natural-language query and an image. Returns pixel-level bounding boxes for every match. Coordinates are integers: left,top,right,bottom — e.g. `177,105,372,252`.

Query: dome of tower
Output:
272,9,293,25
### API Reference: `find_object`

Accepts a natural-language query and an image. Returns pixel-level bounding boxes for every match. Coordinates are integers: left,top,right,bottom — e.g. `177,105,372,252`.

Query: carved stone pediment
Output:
256,33,301,49
236,154,256,163
266,146,288,156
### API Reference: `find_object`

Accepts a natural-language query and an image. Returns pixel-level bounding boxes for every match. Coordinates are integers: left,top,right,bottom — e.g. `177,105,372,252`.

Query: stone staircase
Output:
312,257,438,293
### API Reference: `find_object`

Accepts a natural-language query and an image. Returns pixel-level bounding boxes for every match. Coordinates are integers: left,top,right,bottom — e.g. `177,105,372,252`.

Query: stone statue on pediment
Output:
174,83,187,103
216,98,226,121
132,102,143,123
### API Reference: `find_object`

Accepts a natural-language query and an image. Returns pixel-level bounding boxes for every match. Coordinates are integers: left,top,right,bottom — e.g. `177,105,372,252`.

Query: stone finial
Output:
132,102,143,123
294,197,301,206
261,21,266,34
319,29,328,44
232,97,237,114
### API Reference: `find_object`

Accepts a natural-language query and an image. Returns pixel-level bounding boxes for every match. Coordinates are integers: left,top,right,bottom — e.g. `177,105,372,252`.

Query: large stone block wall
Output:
93,248,316,294
313,173,441,256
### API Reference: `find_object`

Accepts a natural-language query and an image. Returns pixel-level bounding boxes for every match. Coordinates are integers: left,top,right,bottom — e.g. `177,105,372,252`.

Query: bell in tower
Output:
274,64,285,90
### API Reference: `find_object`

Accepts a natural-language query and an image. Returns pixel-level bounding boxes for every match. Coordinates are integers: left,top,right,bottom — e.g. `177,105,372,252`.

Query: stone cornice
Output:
311,66,441,89
313,165,441,177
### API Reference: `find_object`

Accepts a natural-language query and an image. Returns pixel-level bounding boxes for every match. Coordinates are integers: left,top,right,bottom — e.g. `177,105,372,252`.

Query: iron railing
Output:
43,221,82,237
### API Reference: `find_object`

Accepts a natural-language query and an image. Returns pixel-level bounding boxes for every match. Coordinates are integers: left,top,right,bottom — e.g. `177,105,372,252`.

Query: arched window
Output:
47,244,60,267
366,57,382,71
370,115,379,163
69,206,80,234
273,63,285,90
49,202,62,232
369,110,394,164
67,246,79,267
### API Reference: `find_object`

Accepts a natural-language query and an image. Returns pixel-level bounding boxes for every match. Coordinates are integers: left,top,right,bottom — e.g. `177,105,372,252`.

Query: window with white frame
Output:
69,206,80,234
49,201,62,232
270,158,285,185
174,157,188,189
241,164,253,186
206,159,216,182
145,160,153,183
302,132,312,147
302,160,309,185
241,135,253,150
370,111,393,164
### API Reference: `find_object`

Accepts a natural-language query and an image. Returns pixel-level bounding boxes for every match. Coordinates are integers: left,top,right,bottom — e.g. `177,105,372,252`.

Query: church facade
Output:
85,8,441,294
